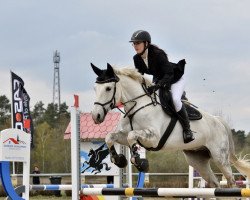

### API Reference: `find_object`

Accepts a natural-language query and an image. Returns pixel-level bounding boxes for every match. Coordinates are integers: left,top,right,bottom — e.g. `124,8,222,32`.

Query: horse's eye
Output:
106,87,111,92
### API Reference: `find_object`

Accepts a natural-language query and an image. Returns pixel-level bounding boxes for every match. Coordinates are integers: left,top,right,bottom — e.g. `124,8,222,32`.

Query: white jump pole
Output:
188,166,194,188
220,180,250,186
71,95,80,200
246,176,250,200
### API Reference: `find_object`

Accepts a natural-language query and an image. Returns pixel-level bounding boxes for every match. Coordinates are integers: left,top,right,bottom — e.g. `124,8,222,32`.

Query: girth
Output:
137,116,178,151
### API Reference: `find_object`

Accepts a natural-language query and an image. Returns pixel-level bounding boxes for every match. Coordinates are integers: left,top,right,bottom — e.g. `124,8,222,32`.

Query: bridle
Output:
94,76,120,116
94,76,160,130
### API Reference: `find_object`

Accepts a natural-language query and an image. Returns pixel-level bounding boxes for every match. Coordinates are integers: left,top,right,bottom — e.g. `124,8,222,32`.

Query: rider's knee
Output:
172,97,182,112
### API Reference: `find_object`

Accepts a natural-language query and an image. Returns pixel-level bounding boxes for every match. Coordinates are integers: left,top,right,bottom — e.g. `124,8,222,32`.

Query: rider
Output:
130,30,194,144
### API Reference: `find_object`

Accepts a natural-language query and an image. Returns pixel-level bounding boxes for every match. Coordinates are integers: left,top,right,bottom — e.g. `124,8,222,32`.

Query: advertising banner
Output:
0,129,30,162
11,72,34,147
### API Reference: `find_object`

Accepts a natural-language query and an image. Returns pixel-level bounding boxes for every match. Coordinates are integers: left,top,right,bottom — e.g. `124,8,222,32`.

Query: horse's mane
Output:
113,67,152,86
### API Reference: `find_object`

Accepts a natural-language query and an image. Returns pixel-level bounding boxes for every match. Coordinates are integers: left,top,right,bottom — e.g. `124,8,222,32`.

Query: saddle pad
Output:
159,89,202,120
184,102,202,120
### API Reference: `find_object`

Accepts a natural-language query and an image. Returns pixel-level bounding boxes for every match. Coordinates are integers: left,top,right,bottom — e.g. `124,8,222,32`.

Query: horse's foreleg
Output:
105,131,129,168
127,128,159,172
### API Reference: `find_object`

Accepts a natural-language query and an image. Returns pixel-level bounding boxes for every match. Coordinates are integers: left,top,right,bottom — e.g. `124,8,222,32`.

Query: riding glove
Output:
147,84,160,95
157,79,170,90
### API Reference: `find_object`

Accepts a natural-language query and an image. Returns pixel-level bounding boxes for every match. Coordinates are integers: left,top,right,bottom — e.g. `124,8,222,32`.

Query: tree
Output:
59,102,69,117
232,129,246,151
0,95,11,129
31,122,53,173
246,132,250,144
42,102,70,128
32,101,46,125
43,103,58,128
51,102,70,172
49,127,71,172
31,101,71,173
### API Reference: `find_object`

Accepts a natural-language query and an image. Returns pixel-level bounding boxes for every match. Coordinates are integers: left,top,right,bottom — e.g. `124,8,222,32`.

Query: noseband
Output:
94,77,119,116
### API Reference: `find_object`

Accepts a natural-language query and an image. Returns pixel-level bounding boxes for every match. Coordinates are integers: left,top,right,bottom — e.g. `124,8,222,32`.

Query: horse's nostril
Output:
97,113,101,120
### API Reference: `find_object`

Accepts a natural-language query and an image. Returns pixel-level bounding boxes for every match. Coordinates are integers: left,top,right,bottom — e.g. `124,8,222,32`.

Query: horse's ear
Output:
91,63,102,76
107,63,114,76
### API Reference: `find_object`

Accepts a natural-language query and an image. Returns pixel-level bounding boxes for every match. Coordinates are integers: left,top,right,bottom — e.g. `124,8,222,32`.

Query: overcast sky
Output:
0,0,249,133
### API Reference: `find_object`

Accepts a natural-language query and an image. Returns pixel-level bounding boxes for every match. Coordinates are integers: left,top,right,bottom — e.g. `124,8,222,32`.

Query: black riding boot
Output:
177,105,195,143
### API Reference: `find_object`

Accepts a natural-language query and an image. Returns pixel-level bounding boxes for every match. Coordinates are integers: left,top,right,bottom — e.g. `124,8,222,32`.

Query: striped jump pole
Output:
30,184,114,191
220,180,249,186
80,188,250,198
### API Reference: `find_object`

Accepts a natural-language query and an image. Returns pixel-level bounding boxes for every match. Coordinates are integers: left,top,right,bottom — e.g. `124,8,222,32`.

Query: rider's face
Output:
132,42,145,54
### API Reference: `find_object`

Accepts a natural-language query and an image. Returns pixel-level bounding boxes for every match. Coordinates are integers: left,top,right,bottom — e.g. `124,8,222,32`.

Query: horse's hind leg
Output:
184,149,220,188
210,148,235,187
105,130,129,168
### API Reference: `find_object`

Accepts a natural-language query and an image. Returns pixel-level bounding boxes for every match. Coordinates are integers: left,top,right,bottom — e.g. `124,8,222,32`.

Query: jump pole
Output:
71,95,81,200
220,180,250,186
80,188,250,198
30,184,114,191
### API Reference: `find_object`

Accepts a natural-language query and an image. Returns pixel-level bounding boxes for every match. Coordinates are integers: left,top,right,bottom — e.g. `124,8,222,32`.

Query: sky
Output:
0,0,250,133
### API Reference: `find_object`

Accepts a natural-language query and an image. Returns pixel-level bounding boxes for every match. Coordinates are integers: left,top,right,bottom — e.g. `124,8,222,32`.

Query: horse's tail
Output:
218,116,250,178
231,154,250,179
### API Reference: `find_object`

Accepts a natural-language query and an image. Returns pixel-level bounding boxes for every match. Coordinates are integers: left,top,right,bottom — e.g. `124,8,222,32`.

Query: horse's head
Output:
91,63,121,124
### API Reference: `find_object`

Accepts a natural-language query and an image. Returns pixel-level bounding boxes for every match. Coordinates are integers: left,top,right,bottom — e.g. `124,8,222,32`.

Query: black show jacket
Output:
133,44,186,88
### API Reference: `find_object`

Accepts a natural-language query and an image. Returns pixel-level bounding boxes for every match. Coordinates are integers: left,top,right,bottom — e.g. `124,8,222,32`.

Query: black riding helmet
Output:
130,30,151,55
130,30,151,43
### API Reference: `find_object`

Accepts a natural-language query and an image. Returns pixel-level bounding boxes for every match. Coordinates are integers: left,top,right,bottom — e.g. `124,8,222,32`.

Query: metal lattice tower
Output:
53,50,61,108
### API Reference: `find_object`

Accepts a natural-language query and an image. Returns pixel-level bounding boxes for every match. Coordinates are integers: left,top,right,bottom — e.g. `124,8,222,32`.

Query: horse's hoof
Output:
135,158,149,172
113,154,128,168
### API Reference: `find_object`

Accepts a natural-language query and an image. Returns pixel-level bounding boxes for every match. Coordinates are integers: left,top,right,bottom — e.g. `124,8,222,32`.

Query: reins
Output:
94,76,170,131
115,79,161,130
94,76,178,151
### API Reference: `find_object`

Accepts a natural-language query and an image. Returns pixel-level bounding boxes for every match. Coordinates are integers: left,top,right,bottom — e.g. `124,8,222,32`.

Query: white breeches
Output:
171,75,185,112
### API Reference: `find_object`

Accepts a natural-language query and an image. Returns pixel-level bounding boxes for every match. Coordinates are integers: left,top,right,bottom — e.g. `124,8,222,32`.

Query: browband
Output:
95,75,120,84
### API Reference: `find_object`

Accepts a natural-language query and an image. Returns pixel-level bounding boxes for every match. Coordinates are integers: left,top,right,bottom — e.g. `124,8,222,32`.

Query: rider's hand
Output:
157,80,170,89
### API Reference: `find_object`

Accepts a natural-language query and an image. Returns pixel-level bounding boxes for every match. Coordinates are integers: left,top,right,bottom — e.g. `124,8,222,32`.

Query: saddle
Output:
159,89,202,120
138,89,201,151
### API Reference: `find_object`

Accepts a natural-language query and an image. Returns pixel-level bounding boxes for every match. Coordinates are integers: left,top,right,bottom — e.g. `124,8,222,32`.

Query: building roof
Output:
64,112,121,141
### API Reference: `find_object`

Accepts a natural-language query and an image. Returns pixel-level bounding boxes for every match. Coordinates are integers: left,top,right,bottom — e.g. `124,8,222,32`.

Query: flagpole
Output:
10,70,14,128
10,70,15,175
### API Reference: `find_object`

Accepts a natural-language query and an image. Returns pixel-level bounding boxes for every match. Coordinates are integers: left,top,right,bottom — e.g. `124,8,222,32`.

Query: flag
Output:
74,95,79,108
19,84,34,148
11,71,34,148
11,72,24,130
